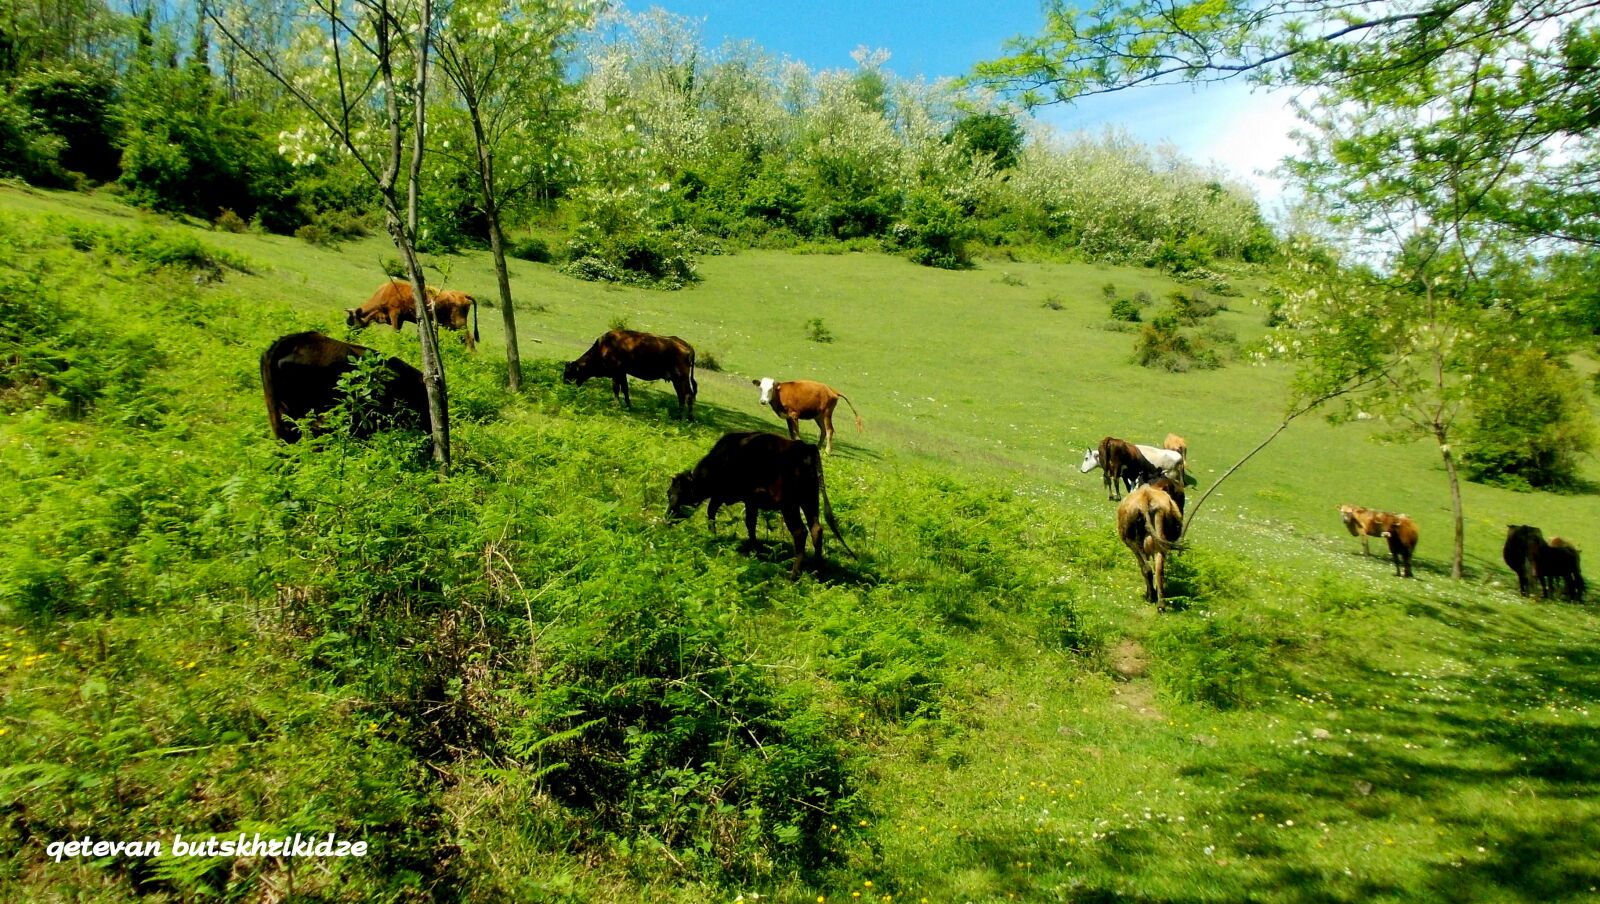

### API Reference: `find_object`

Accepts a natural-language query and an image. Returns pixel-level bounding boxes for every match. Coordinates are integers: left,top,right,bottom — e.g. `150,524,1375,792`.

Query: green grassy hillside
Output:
4,184,1600,904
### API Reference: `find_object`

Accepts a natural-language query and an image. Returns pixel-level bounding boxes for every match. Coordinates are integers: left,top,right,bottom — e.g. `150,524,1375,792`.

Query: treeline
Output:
0,0,1275,280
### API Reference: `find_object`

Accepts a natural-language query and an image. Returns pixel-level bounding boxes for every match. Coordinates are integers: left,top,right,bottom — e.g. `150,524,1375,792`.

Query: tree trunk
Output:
1438,427,1464,579
471,110,522,392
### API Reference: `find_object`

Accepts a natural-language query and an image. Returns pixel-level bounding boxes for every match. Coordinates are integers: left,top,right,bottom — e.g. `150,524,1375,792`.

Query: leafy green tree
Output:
948,112,1024,171
1459,350,1597,491
435,0,596,391
211,0,452,469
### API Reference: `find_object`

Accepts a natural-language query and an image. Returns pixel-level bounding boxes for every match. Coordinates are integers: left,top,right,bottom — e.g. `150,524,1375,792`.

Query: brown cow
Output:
1382,514,1419,578
563,329,697,420
1116,483,1184,610
260,331,429,443
1163,433,1188,482
1339,504,1399,556
1081,436,1162,500
345,280,479,350
752,377,863,454
1140,474,1186,516
667,432,855,579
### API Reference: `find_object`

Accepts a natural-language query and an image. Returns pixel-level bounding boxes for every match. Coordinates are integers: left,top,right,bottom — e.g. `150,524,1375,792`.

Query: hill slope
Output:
3,185,1599,903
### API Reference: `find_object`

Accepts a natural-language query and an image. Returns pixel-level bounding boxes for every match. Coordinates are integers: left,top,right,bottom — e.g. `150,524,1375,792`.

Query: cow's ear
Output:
751,379,760,386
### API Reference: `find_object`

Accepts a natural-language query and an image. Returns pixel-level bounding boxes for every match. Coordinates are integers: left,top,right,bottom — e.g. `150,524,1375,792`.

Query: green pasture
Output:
4,184,1600,903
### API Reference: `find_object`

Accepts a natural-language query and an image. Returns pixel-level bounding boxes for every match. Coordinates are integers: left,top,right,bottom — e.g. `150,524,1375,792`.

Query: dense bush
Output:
0,93,68,187
11,64,120,182
562,229,699,288
1133,311,1223,372
1460,350,1598,490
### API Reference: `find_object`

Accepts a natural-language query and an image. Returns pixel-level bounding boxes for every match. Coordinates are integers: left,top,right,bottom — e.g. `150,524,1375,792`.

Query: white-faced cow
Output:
345,280,479,350
752,377,863,454
1117,483,1184,610
667,432,855,579
260,331,430,443
563,329,698,420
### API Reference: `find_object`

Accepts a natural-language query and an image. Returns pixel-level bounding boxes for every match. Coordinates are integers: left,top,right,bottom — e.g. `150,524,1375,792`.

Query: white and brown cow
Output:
753,377,862,454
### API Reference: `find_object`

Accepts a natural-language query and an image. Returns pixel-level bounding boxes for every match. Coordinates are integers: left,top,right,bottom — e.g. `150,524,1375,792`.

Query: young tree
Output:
433,0,596,392
211,0,451,469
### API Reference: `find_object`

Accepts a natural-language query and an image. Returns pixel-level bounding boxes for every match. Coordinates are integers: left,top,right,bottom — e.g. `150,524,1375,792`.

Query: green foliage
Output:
11,64,120,182
0,92,69,187
510,235,553,263
1460,351,1598,491
1148,612,1279,709
563,230,699,289
888,190,973,269
1133,311,1222,372
1109,297,1142,322
947,112,1025,170
805,317,835,343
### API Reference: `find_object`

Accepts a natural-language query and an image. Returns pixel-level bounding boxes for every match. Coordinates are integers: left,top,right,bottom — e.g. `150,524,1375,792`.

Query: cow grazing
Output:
1081,437,1162,500
345,280,479,350
667,432,855,579
1116,483,1184,610
260,331,429,443
564,329,698,420
753,377,863,454
1504,524,1546,596
1382,514,1419,578
1539,538,1586,601
1134,443,1186,480
1162,433,1189,482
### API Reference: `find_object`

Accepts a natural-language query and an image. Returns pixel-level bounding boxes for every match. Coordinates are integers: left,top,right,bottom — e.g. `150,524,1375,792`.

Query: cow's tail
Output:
260,341,285,441
1140,501,1179,556
840,393,864,433
815,450,857,559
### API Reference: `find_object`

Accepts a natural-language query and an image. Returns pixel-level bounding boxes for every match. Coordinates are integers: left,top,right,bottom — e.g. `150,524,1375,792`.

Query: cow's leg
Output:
782,506,808,579
820,410,834,454
1153,550,1168,610
786,417,801,441
707,500,722,534
745,504,760,547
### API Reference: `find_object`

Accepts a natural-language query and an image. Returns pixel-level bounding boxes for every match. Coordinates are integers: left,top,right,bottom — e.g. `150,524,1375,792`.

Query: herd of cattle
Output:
260,280,1589,601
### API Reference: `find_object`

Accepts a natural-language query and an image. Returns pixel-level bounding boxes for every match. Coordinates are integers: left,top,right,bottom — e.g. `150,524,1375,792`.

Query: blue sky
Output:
648,0,1303,209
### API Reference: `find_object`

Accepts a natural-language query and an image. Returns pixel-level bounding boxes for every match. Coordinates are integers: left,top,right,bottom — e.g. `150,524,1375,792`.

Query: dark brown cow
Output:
1116,483,1184,610
345,280,479,350
1504,524,1546,596
1081,436,1161,500
1382,514,1419,578
1538,537,1586,600
564,329,697,420
1140,474,1186,516
260,331,429,443
667,432,855,579
753,377,863,454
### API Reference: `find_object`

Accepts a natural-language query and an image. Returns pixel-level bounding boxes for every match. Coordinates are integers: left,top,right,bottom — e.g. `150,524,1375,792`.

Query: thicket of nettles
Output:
0,208,1199,898
0,7,1273,288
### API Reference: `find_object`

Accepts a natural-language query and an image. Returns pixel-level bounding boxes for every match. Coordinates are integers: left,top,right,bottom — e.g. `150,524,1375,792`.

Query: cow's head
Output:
562,357,591,386
1079,447,1101,473
345,308,367,328
666,471,702,520
753,377,776,405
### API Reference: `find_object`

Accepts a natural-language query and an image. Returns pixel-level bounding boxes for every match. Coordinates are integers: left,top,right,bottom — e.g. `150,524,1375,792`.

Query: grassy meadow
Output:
4,183,1600,903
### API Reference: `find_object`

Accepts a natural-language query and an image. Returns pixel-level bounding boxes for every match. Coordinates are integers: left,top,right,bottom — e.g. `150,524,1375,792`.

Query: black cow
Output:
1505,524,1546,596
563,329,697,420
1538,537,1586,601
667,432,855,579
260,331,429,443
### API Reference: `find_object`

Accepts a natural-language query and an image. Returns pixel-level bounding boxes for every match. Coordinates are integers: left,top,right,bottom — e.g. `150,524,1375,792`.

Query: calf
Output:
1116,483,1184,610
753,377,863,454
564,329,697,420
1538,537,1586,601
260,331,429,443
667,432,854,579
